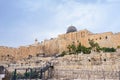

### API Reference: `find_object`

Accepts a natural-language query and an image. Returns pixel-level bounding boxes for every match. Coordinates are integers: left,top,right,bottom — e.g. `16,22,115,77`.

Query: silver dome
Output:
66,26,77,33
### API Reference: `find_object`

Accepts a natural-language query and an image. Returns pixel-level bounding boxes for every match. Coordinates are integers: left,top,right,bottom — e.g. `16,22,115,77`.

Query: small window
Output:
99,37,101,40
88,39,90,41
7,54,10,57
104,59,106,62
105,36,108,39
96,39,97,40
21,63,23,66
72,41,75,43
88,59,91,62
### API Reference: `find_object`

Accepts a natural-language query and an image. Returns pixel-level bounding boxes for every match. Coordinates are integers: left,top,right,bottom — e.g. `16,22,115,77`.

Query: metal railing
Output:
10,62,54,80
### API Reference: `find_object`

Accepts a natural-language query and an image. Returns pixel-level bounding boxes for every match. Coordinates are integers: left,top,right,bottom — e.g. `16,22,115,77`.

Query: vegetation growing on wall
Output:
89,40,101,52
60,40,116,57
101,47,116,52
67,42,91,54
88,40,116,53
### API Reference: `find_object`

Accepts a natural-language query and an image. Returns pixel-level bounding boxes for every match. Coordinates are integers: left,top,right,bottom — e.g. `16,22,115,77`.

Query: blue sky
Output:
0,0,120,47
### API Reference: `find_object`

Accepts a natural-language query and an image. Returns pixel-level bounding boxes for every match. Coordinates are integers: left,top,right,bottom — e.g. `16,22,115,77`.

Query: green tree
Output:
89,40,96,48
71,43,77,54
67,44,72,53
67,42,91,55
89,40,100,52
81,46,91,54
67,42,77,54
76,42,82,54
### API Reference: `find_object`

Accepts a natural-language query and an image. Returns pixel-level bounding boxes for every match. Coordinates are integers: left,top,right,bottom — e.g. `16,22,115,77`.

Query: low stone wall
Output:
53,69,120,80
52,53,120,80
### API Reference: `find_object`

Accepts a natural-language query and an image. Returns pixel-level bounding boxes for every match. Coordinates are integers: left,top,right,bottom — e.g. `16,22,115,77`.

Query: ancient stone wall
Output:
0,45,43,61
58,29,120,48
0,29,120,61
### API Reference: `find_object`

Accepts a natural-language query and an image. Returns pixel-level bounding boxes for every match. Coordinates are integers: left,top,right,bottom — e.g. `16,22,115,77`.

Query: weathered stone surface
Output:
0,28,120,61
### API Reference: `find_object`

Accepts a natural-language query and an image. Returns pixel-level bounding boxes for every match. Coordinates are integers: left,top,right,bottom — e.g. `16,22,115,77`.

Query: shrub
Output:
24,72,30,78
67,43,77,54
76,43,82,53
67,42,91,54
89,40,100,52
101,47,116,52
81,46,91,54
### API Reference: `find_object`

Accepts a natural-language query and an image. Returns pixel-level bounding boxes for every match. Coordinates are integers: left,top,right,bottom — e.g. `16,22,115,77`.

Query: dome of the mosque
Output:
66,26,77,33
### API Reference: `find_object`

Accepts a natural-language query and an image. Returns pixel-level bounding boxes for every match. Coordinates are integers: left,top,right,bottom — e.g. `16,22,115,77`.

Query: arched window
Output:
88,59,91,62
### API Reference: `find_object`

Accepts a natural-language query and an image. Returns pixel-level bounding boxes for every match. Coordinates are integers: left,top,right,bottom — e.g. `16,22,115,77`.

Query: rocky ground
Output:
0,49,120,79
